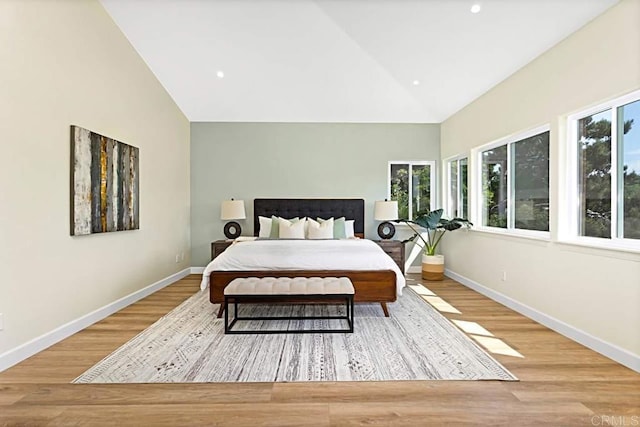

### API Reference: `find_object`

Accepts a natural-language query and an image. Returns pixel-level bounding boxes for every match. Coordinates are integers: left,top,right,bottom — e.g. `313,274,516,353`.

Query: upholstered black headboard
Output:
254,198,365,236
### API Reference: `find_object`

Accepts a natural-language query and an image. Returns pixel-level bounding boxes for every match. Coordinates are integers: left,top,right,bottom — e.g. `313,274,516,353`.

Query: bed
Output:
201,198,404,317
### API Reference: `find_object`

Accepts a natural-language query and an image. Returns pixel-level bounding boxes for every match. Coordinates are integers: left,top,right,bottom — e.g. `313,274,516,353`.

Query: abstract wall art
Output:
70,125,139,236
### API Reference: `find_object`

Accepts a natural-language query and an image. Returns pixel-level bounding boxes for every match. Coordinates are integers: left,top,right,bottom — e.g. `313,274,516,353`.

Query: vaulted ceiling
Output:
101,0,618,123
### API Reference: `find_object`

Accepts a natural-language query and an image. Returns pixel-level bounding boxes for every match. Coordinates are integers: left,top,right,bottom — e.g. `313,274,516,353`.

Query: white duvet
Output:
200,238,405,295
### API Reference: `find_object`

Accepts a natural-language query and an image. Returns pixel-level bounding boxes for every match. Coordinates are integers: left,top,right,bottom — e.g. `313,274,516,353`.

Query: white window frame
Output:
444,154,468,219
561,89,640,252
472,124,551,239
387,160,436,221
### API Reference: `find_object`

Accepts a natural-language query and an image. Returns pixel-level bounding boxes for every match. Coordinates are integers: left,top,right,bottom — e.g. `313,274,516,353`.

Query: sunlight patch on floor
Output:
407,274,524,359
452,319,494,337
471,335,524,358
409,284,436,296
422,296,462,314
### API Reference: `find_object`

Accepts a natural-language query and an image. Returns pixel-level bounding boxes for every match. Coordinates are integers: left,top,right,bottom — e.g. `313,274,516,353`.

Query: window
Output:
446,156,468,219
577,109,612,238
481,145,508,228
478,127,550,233
568,90,640,244
388,161,435,220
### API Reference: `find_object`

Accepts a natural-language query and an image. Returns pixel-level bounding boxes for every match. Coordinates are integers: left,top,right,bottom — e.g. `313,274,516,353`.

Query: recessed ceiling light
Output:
412,80,420,86
216,70,224,79
470,4,481,13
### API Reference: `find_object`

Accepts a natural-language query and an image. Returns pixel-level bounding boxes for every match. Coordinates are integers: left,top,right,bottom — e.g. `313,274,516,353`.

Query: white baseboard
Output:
407,266,421,274
445,269,640,373
0,267,191,373
190,267,205,274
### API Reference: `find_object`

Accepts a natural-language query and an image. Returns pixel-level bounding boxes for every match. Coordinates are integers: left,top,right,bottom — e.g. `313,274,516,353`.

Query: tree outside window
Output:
620,100,640,239
447,157,468,219
576,98,639,240
389,161,435,220
482,145,508,228
513,133,549,232
578,110,612,238
480,130,550,232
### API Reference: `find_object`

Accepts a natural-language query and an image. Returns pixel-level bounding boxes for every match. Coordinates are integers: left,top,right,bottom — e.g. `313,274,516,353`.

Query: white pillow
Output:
306,218,328,237
258,216,272,238
270,216,300,238
318,216,350,239
306,217,319,230
345,219,355,238
307,217,334,239
279,217,306,239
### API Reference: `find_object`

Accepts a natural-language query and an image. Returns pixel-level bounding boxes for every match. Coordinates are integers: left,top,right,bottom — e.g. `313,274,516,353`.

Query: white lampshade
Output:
220,199,246,220
374,200,398,221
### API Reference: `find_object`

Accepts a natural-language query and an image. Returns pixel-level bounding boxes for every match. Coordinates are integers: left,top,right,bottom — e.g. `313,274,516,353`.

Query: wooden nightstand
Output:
211,240,233,260
372,240,405,273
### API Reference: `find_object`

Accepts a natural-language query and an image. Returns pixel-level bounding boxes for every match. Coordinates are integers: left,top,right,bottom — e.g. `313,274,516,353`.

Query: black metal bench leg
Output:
224,297,229,333
349,296,354,332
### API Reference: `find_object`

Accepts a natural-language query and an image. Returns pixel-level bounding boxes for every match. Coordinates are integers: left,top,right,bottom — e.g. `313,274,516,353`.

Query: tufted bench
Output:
223,277,354,334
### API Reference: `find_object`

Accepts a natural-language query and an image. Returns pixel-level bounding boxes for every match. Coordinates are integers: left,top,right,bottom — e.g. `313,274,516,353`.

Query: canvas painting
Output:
70,126,139,236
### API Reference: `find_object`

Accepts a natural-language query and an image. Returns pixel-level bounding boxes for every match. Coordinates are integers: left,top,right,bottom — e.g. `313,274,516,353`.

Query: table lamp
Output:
220,199,246,239
374,200,398,239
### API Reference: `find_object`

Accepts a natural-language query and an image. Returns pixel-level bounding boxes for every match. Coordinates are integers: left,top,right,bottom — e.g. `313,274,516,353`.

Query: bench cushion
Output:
224,277,354,296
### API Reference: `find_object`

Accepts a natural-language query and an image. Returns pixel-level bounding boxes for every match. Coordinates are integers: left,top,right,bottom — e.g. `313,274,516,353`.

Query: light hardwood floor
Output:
1,274,638,426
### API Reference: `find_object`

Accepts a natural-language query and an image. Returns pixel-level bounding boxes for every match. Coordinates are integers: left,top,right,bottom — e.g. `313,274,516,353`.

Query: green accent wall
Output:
190,122,440,266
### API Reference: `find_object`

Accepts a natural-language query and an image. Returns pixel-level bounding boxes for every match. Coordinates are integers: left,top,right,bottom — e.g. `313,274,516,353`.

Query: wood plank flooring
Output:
1,274,638,426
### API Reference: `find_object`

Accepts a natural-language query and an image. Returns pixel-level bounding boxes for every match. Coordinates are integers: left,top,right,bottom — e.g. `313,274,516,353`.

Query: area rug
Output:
73,287,517,383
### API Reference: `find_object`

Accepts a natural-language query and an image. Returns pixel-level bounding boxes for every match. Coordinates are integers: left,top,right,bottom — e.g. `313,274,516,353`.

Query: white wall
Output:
441,0,640,360
0,1,190,356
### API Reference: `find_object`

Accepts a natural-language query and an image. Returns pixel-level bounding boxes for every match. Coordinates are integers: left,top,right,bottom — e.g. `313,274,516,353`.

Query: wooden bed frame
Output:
209,198,398,317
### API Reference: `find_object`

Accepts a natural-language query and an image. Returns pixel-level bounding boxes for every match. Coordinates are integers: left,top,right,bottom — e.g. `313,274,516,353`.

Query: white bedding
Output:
199,238,405,295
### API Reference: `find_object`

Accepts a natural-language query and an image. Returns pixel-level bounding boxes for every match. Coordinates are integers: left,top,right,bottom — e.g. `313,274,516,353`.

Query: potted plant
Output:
397,209,472,280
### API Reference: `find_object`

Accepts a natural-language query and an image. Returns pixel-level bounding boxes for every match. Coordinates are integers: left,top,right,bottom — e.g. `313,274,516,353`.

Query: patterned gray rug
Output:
73,286,517,383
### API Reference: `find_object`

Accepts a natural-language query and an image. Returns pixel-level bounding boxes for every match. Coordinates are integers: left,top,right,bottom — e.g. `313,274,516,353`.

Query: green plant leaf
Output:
441,222,462,231
395,209,472,255
413,208,443,229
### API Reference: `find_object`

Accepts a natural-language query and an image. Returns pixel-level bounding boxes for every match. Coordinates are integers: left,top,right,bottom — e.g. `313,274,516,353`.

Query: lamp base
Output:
377,221,395,239
224,221,241,239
